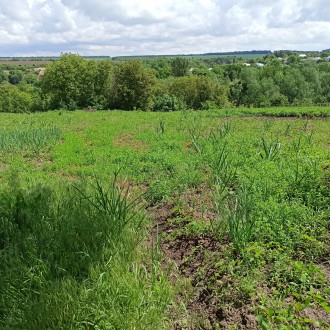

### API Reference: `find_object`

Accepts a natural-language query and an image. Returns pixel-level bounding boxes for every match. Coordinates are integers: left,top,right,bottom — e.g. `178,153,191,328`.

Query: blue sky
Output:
0,0,329,56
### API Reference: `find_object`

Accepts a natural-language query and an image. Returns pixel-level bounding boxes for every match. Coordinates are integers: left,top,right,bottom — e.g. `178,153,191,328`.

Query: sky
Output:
0,0,329,57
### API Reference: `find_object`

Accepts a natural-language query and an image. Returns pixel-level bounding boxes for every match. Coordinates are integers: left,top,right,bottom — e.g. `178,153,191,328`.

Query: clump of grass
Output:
0,174,171,329
226,183,256,252
0,124,60,154
73,173,142,244
157,119,165,133
258,137,281,160
214,180,256,252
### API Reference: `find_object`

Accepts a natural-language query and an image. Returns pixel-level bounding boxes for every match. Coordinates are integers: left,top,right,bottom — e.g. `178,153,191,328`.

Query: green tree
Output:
274,50,287,58
8,70,23,85
320,51,330,58
171,57,190,77
258,77,287,107
240,67,261,106
279,67,310,105
262,60,283,79
301,63,322,103
318,62,330,73
320,72,330,102
92,60,113,108
0,71,8,83
169,75,228,109
0,83,40,113
41,53,90,109
78,60,113,109
286,53,301,65
147,58,172,79
110,60,156,110
224,63,243,80
228,79,243,106
22,72,39,85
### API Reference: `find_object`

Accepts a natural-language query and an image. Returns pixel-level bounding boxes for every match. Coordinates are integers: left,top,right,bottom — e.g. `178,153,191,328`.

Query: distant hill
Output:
202,50,271,56
112,50,272,61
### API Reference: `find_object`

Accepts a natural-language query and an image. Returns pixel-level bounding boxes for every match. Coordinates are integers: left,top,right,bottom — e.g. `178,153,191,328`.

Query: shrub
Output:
110,60,156,111
169,76,229,109
41,53,110,110
0,83,40,113
152,93,185,112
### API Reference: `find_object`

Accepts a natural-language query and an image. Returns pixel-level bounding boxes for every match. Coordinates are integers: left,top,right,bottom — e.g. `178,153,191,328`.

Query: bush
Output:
0,71,8,83
0,83,42,113
152,93,185,111
110,60,156,111
171,57,190,77
41,53,111,110
169,76,229,109
8,70,23,85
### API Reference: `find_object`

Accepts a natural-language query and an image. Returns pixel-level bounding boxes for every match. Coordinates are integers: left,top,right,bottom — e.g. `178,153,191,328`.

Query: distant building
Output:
256,62,264,68
326,56,330,62
312,57,321,61
243,63,251,66
299,54,307,58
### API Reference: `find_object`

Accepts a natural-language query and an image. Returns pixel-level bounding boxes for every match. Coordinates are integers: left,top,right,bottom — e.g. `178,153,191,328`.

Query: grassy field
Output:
0,107,329,329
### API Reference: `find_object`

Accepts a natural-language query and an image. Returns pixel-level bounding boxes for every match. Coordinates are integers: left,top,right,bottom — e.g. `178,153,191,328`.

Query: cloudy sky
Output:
0,0,329,56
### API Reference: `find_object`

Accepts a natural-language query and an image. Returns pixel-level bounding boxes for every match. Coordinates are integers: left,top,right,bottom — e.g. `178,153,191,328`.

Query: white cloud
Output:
0,0,329,56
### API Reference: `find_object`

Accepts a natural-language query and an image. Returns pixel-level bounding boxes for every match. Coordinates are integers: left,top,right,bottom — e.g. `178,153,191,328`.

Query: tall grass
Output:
0,174,171,329
0,124,60,154
258,137,281,160
225,183,256,252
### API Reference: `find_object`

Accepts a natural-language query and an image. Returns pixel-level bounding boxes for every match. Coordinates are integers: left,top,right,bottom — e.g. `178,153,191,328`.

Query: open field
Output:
0,60,53,67
0,107,329,329
0,53,266,66
0,57,111,67
113,53,267,61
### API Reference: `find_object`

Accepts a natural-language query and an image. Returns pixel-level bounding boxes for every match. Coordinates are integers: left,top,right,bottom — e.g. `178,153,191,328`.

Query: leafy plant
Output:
258,137,281,160
226,183,256,252
157,119,165,133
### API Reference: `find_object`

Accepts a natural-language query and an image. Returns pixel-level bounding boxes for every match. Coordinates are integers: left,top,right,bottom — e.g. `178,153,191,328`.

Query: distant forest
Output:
1,50,330,113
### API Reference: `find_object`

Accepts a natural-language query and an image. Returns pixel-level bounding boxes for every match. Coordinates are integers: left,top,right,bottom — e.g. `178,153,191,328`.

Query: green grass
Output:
0,124,60,154
0,174,171,329
205,105,330,118
0,107,329,329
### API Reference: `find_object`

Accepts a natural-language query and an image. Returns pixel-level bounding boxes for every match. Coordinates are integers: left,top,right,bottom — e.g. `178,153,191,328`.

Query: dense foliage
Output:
1,52,330,112
0,83,42,113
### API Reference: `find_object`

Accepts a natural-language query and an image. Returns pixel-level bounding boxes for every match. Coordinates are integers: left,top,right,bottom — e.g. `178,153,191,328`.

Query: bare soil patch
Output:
0,163,8,172
113,133,147,152
147,191,258,329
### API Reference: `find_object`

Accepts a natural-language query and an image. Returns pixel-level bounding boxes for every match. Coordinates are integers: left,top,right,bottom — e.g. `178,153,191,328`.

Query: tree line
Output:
1,53,330,113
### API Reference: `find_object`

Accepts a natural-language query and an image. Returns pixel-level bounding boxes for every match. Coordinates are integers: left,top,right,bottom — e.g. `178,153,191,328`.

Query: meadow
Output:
0,107,329,329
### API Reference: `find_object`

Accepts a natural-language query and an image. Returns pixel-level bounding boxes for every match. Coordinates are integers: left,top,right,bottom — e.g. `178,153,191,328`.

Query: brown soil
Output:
30,157,52,169
147,192,258,330
116,181,149,198
318,259,330,283
301,306,330,327
147,182,330,329
113,133,147,152
0,163,8,172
